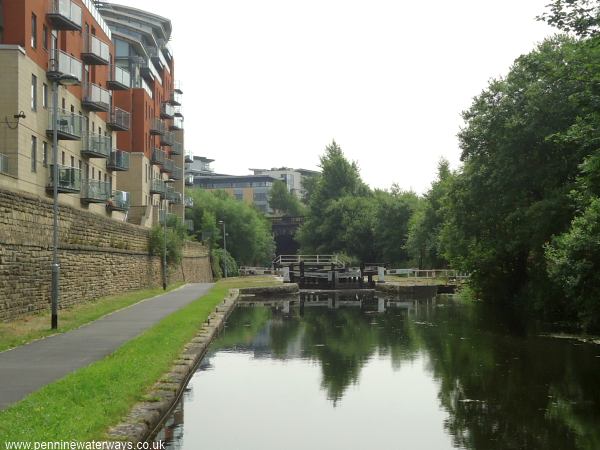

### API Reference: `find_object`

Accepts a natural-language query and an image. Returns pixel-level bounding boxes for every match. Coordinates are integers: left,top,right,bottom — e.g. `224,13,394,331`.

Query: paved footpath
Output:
0,283,214,410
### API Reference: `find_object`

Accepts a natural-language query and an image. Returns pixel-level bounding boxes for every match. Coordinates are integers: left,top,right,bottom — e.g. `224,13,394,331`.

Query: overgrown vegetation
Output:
149,215,188,265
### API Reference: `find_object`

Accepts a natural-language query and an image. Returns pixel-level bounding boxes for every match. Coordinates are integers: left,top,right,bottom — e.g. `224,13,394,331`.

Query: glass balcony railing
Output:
160,102,175,119
162,158,174,173
107,107,130,131
108,190,130,211
0,153,8,174
174,105,183,118
170,117,184,131
174,80,183,93
169,90,182,106
47,0,82,31
47,48,82,84
159,210,177,225
82,32,110,65
185,149,193,163
160,131,174,147
107,64,130,90
46,109,83,141
81,179,111,203
47,165,81,193
171,141,183,155
185,173,194,186
171,166,183,180
151,148,165,166
184,196,194,208
150,118,166,135
82,133,111,158
150,179,166,196
82,82,111,112
107,150,130,172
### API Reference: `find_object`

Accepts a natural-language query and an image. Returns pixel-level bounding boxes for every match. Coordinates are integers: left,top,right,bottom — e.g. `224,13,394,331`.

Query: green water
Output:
155,294,600,450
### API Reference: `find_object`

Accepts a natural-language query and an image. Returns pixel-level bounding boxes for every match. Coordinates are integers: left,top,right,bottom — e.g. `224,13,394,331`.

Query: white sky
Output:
111,0,555,193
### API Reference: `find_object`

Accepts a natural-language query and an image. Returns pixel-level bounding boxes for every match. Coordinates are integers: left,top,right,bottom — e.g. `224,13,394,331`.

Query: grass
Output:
0,276,281,443
0,283,184,353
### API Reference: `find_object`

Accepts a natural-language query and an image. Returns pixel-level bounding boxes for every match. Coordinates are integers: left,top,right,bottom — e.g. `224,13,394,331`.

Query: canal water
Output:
154,293,600,450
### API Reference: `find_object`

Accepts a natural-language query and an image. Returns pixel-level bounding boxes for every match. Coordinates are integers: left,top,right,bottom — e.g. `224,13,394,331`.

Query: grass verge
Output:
0,276,281,443
0,283,184,353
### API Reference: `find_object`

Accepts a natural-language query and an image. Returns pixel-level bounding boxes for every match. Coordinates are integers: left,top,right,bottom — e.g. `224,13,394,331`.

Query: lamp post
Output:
163,178,175,290
218,220,227,278
49,60,79,330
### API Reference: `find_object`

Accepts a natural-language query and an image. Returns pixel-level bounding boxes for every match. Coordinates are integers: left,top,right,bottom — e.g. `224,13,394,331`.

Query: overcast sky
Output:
111,0,556,193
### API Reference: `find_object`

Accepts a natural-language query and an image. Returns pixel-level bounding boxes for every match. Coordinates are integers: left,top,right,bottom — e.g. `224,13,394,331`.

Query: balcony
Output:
47,0,82,31
82,32,110,65
174,80,183,94
0,153,8,175
81,179,111,203
159,210,177,225
169,90,182,106
47,165,81,193
150,179,166,196
185,149,193,163
107,107,130,131
160,102,175,119
185,173,194,186
170,117,184,131
161,158,174,174
107,191,130,212
46,109,83,141
107,150,130,172
160,131,174,147
81,133,111,159
82,82,111,112
171,141,183,156
185,219,194,232
107,65,130,90
184,196,194,208
166,186,182,204
150,118,166,135
151,148,165,166
171,166,183,180
47,49,82,84
174,105,183,118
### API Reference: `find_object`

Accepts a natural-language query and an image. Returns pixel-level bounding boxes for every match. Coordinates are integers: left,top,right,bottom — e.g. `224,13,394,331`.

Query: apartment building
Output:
250,167,319,200
0,0,131,220
96,2,187,227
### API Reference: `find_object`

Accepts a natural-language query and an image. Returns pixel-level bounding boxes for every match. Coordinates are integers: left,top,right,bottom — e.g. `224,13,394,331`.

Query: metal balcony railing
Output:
47,48,82,84
81,179,111,203
81,133,111,158
47,0,82,31
185,173,194,186
171,166,183,180
0,153,8,174
150,117,166,135
171,141,183,155
107,107,130,131
150,179,166,196
82,32,110,65
151,148,165,166
160,131,174,147
170,117,183,131
162,158,174,173
46,109,83,141
107,190,130,212
160,102,175,119
107,64,130,90
47,165,81,193
107,150,130,171
82,82,111,112
184,196,194,208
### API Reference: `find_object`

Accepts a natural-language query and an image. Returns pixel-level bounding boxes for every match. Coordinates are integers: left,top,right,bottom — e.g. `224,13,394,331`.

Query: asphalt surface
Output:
0,283,214,410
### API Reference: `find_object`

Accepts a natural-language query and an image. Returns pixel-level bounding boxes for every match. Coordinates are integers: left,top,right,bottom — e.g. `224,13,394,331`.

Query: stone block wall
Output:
0,188,212,321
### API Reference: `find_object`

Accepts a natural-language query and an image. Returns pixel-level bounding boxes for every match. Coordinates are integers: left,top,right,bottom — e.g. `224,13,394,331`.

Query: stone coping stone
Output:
239,284,299,297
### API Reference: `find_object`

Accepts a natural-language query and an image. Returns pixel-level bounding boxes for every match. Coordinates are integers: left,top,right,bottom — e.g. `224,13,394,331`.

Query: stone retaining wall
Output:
0,188,212,321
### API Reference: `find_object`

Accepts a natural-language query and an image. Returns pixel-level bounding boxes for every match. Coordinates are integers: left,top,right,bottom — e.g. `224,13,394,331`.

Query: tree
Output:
269,180,306,216
538,0,600,37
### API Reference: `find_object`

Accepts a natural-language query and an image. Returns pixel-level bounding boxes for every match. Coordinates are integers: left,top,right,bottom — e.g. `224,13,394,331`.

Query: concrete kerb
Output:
106,288,240,443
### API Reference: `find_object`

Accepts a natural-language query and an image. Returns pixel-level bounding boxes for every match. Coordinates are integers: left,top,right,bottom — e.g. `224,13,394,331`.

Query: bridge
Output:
269,216,305,255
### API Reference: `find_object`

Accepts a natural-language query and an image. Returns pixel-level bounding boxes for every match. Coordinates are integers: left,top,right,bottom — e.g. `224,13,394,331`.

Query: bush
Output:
211,248,239,279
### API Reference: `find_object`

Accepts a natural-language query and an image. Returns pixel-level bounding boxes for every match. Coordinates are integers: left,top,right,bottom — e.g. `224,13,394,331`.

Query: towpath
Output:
0,283,213,410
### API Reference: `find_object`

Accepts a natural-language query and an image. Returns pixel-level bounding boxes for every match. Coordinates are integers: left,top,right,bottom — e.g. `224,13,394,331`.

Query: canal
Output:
154,293,600,450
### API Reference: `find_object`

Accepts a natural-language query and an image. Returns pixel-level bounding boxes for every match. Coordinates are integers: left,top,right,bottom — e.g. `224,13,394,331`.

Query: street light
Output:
48,66,79,330
163,178,175,290
218,220,227,278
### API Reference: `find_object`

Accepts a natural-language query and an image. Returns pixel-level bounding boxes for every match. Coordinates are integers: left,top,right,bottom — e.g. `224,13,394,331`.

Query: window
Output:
42,142,48,167
31,14,37,48
42,83,48,108
43,24,48,50
61,151,65,166
30,136,37,172
31,75,37,111
70,156,74,168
